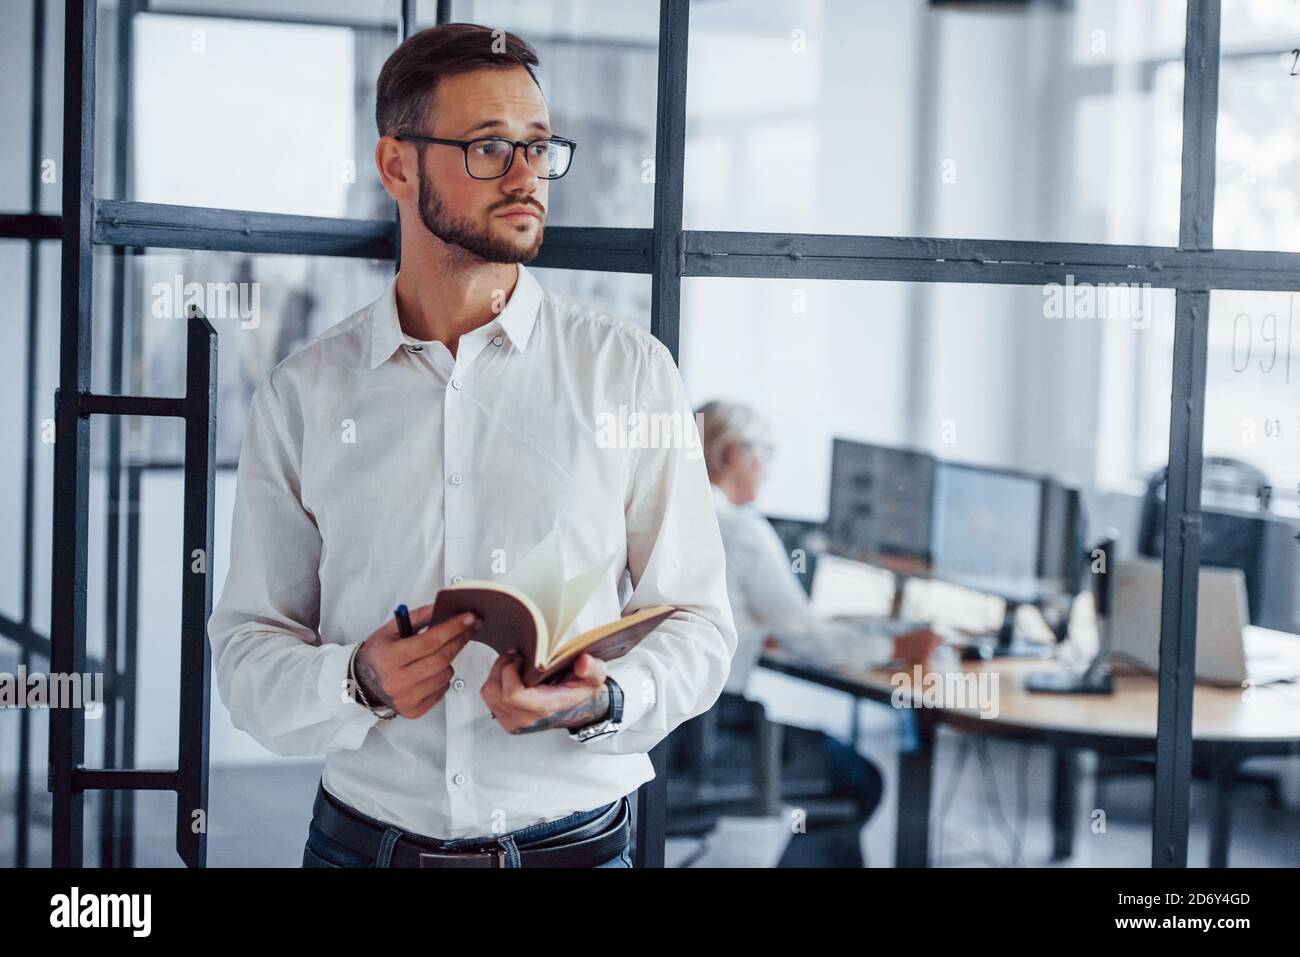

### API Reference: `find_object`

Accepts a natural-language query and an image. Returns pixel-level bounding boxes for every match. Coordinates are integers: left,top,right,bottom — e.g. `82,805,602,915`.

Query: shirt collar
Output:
368,263,543,371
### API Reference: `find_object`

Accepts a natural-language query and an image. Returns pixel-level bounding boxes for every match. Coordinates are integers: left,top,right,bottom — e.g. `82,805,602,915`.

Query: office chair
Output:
1136,457,1270,557
662,514,868,859
1136,457,1279,624
664,695,866,851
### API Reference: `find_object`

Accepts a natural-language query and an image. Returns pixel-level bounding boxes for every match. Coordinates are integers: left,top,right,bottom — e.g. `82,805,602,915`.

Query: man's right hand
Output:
353,605,481,719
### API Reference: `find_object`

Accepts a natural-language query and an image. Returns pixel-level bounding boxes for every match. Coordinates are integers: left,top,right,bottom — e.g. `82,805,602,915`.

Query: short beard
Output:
415,153,543,264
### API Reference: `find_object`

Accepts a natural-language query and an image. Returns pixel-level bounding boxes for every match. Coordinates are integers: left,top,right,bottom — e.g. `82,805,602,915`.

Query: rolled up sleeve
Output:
579,339,737,754
207,368,379,757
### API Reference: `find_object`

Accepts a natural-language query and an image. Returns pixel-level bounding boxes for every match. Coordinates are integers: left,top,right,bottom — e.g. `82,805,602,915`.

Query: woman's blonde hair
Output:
694,399,771,481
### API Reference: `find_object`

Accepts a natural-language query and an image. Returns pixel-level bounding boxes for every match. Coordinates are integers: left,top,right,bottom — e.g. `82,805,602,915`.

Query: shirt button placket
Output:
443,363,469,832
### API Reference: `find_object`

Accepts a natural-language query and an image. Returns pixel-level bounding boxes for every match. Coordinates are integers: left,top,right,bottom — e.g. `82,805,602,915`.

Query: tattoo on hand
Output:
513,686,610,734
355,648,395,709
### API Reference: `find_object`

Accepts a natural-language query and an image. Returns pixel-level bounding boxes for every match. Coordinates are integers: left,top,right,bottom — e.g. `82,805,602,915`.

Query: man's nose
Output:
501,144,541,192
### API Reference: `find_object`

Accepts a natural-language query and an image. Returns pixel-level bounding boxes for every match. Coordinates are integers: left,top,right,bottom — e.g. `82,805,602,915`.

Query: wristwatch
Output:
349,644,396,721
568,676,623,743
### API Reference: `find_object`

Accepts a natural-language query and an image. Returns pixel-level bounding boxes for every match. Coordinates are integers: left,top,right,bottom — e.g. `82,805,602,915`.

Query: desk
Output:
759,650,1300,866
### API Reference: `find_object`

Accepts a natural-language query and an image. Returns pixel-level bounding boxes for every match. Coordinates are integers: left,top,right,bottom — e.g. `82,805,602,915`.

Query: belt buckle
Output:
417,847,508,868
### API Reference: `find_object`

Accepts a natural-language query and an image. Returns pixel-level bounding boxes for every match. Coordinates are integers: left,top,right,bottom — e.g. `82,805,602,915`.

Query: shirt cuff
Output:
605,658,656,730
317,642,383,729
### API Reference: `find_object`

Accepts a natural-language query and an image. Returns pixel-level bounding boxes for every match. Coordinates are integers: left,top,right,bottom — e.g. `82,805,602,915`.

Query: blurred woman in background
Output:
670,400,941,867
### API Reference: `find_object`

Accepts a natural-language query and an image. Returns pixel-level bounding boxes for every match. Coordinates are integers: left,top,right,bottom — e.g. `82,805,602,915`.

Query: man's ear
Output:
375,135,413,203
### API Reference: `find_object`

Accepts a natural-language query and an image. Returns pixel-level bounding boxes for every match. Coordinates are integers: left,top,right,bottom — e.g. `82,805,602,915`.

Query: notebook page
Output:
500,525,565,644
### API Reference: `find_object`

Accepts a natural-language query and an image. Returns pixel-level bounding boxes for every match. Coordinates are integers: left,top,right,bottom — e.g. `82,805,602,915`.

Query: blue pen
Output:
394,604,414,638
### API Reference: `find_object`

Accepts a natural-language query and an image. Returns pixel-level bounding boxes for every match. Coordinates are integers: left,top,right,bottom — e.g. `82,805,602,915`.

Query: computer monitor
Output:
1038,479,1086,592
764,514,823,598
931,461,1042,584
826,439,1084,613
826,439,934,564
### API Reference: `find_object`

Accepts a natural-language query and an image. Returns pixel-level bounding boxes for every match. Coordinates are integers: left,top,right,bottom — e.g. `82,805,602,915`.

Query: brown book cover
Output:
431,588,677,685
425,529,677,686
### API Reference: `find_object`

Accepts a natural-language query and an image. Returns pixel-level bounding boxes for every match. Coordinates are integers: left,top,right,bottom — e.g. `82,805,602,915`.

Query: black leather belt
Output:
312,782,631,868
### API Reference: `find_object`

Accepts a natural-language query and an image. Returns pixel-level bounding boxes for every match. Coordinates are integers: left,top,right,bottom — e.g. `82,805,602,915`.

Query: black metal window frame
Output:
2,0,1287,869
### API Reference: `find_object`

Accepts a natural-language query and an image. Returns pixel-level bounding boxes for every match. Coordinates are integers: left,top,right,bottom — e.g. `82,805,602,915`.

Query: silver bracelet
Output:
347,644,368,705
348,644,395,719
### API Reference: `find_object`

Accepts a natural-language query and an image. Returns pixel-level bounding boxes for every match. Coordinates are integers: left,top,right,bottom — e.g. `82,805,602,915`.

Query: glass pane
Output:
0,0,37,211
528,266,650,330
685,0,1185,245
0,238,59,639
1202,290,1300,636
0,242,31,622
1220,0,1300,49
1215,1,1300,252
0,692,52,867
81,413,186,774
96,1,401,218
0,635,15,868
0,0,63,214
0,246,48,873
0,637,18,866
0,1,36,210
91,247,394,462
148,0,397,22
675,275,1176,866
1188,289,1300,867
421,0,661,228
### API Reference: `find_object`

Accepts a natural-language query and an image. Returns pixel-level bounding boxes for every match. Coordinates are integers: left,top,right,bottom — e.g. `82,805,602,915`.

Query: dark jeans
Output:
302,788,632,868
667,691,884,867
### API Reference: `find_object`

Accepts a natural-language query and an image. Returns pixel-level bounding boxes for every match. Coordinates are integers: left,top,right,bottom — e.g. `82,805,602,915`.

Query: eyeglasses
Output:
394,134,577,180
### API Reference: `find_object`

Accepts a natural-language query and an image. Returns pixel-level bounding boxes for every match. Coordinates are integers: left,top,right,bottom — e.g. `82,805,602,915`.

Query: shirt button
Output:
491,336,503,347
451,377,463,390
450,575,464,584
452,678,465,691
453,773,466,786
406,344,422,353
450,473,463,486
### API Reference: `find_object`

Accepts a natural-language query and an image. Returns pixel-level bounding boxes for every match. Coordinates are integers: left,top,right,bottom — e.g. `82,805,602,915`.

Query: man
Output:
207,22,737,869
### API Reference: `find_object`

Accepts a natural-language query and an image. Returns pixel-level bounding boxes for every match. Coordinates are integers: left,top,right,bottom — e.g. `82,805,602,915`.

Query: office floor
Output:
4,719,1297,866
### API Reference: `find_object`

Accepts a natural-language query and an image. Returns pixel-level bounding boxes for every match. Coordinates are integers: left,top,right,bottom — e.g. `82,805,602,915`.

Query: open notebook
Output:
430,528,677,686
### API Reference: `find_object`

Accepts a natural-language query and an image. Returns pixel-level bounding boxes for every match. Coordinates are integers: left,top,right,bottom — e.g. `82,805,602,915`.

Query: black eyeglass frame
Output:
394,133,578,180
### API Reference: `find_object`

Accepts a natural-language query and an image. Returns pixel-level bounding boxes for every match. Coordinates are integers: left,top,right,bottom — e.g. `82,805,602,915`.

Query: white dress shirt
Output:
207,262,737,839
710,484,892,696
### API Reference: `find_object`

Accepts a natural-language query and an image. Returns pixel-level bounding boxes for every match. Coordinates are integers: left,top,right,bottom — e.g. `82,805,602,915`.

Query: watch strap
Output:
569,676,623,742
605,674,624,723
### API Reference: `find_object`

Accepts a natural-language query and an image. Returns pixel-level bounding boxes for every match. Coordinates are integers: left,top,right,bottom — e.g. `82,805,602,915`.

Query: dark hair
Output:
375,23,542,138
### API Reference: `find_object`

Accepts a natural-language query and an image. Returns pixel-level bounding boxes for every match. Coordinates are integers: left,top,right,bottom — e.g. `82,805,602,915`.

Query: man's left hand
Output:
481,650,610,734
